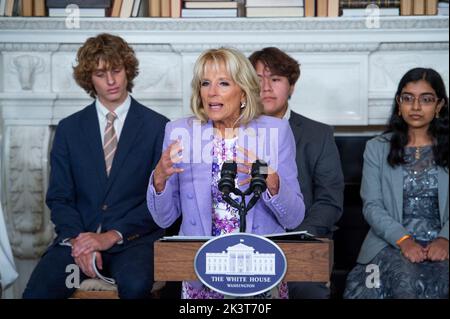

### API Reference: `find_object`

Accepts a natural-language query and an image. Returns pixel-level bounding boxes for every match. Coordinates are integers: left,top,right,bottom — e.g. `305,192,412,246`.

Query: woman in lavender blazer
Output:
147,48,305,299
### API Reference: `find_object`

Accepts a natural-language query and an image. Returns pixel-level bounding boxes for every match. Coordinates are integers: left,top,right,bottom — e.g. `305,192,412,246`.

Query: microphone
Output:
249,160,268,196
218,160,237,196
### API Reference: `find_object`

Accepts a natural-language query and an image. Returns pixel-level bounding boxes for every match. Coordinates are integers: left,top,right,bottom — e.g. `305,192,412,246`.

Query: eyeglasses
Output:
397,93,439,107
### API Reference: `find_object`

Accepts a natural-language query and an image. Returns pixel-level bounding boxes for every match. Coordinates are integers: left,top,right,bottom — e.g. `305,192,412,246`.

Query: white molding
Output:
1,42,447,53
0,16,447,44
0,16,447,31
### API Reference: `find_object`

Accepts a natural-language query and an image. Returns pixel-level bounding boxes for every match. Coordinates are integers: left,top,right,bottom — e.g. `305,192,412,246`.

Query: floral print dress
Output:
182,135,289,299
344,146,448,299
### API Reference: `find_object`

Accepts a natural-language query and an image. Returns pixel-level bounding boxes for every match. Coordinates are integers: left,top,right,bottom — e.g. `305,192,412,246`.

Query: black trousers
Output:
288,282,330,299
23,235,159,299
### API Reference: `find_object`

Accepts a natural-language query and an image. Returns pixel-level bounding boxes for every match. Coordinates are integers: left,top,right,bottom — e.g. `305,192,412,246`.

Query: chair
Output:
331,135,373,299
71,279,166,299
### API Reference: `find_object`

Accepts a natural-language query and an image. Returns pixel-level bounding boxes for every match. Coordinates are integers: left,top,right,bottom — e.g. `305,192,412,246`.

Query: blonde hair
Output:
190,47,262,126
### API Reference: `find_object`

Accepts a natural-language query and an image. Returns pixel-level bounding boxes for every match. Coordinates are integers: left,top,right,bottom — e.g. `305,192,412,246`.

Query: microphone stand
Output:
219,159,268,233
222,188,262,233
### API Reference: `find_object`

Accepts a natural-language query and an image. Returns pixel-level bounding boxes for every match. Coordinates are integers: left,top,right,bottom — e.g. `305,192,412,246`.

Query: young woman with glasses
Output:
344,68,448,299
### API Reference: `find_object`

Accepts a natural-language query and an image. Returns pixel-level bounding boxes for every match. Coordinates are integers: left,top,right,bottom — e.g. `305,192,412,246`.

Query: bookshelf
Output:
2,0,448,18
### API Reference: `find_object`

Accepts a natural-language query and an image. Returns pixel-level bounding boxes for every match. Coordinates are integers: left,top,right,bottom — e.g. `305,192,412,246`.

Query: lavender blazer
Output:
147,115,305,236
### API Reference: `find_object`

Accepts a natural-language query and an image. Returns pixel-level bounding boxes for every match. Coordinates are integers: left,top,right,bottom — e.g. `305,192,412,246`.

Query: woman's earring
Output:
435,111,440,119
398,111,402,117
240,101,246,109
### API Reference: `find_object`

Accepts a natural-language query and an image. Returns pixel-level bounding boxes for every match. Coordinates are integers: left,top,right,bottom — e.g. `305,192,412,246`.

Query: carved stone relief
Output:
369,52,449,91
3,53,50,93
3,126,53,259
288,53,369,125
134,53,182,95
52,52,84,93
12,55,45,91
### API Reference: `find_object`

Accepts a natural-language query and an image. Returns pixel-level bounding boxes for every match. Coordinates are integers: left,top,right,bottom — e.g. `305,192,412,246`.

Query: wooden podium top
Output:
154,239,333,282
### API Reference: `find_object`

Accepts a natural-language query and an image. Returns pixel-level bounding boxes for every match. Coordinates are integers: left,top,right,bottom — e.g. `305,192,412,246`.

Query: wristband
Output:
396,234,411,246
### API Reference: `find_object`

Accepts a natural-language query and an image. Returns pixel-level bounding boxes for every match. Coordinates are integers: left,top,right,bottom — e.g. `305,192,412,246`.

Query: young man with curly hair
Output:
23,33,169,299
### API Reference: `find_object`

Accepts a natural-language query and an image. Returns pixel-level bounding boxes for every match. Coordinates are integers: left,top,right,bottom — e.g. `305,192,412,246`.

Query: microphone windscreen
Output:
219,160,237,195
251,160,268,179
221,161,237,175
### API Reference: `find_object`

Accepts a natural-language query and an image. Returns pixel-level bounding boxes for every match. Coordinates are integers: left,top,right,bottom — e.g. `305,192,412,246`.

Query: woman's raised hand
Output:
153,140,184,192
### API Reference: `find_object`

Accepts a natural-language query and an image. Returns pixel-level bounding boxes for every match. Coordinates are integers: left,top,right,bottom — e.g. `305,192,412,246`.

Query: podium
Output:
154,239,333,282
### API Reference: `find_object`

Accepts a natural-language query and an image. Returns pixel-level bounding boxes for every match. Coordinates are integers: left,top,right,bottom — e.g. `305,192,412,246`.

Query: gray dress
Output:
344,146,449,299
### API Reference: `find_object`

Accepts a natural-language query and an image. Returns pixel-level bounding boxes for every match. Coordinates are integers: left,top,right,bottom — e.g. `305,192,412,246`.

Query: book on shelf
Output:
171,0,181,17
119,0,134,17
131,0,142,17
438,1,449,15
438,7,448,15
425,0,438,14
246,6,304,17
328,0,339,16
183,0,233,2
182,0,244,17
342,7,400,15
48,7,107,17
34,0,46,16
245,0,304,6
181,8,238,17
111,0,123,16
413,0,426,14
161,0,170,17
304,0,315,16
184,1,239,9
317,0,328,16
46,0,112,17
339,0,400,8
45,0,112,8
149,0,160,17
401,0,437,16
21,0,33,16
400,0,413,14
138,0,149,16
3,0,14,16
0,0,6,16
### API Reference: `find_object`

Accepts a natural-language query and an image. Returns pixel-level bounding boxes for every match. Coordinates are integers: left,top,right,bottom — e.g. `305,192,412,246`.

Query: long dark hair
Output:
385,67,448,168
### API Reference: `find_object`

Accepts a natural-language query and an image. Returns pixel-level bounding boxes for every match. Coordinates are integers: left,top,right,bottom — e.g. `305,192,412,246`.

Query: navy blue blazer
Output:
46,97,169,252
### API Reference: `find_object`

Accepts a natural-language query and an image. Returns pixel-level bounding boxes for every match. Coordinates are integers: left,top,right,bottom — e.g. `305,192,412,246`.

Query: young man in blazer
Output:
250,47,344,299
23,33,169,299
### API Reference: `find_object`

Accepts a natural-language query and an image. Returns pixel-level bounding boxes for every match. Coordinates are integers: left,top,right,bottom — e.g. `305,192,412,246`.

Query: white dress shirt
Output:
283,104,292,121
96,96,131,245
95,94,131,143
